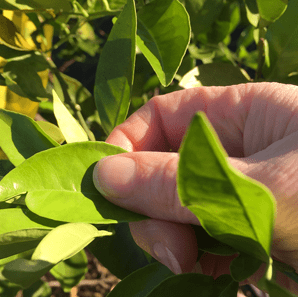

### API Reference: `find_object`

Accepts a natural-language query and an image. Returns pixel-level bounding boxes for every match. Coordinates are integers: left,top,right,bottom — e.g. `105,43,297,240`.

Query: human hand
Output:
93,82,298,294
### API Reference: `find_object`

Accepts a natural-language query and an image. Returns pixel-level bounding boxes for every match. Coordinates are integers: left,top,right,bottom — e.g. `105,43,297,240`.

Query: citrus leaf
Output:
52,89,88,143
0,142,148,223
94,0,136,136
136,0,191,87
2,223,111,289
177,111,276,263
0,109,59,166
0,208,62,259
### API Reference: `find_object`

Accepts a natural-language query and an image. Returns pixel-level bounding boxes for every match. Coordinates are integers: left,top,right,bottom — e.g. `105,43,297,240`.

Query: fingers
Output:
128,219,198,274
93,151,200,224
105,82,298,157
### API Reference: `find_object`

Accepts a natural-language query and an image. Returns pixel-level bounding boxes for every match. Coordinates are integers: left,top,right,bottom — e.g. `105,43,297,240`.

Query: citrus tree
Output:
0,0,298,296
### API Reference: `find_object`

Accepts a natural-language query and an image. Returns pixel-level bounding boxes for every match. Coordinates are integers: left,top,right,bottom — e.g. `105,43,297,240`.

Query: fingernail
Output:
153,242,182,275
93,156,136,198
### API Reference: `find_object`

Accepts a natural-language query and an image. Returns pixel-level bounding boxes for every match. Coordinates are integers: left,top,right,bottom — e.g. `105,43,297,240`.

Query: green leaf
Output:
52,90,88,143
32,223,110,263
94,0,136,136
106,262,174,297
2,259,53,289
256,0,287,22
0,0,72,12
0,109,59,167
0,160,14,177
136,0,191,87
229,253,263,282
244,0,260,27
88,223,152,280
214,274,239,297
183,0,224,38
177,111,276,263
23,279,51,297
36,121,65,145
206,2,240,44
192,225,237,256
147,273,215,297
179,63,248,88
0,50,49,72
50,250,88,293
263,0,298,82
2,223,111,288
0,142,148,223
0,208,62,259
1,60,52,102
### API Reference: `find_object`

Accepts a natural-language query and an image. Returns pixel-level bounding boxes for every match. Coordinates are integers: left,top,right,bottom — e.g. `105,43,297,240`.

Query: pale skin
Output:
93,82,298,295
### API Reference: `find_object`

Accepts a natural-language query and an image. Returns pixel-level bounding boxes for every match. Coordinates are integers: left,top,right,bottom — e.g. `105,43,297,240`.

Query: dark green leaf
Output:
50,250,88,293
207,2,240,44
0,109,59,166
192,225,237,256
197,63,249,86
94,0,136,136
23,279,51,297
88,222,153,280
137,0,191,87
229,253,262,282
263,0,298,82
0,160,14,177
0,142,148,223
147,273,215,297
183,0,224,38
214,274,239,297
106,262,174,297
177,111,276,263
2,60,52,102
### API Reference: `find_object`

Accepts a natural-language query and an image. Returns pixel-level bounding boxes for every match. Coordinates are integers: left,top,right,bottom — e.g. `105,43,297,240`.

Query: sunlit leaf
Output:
52,90,88,143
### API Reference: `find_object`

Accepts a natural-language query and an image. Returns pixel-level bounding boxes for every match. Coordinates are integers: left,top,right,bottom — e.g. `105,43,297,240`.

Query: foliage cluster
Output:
0,0,298,296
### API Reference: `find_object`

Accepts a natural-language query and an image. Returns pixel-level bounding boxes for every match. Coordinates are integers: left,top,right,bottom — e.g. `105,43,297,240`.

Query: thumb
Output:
92,152,199,224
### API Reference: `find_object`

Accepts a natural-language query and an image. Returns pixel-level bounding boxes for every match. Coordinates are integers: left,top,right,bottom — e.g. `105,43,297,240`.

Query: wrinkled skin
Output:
93,82,298,294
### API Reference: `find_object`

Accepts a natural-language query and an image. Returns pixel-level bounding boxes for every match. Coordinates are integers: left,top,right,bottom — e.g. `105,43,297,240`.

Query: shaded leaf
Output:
137,0,190,87
107,262,174,297
88,222,153,280
0,109,59,166
229,253,262,282
0,142,148,223
177,111,276,263
1,60,52,102
23,279,51,297
94,0,136,136
147,273,215,297
263,0,298,82
50,250,88,293
183,0,224,38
